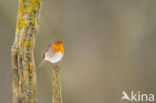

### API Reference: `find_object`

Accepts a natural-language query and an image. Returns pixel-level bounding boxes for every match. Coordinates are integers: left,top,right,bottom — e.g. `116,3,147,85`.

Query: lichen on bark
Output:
12,0,41,103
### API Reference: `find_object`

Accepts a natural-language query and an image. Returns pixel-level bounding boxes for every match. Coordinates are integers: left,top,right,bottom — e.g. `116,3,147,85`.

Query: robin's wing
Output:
41,43,51,59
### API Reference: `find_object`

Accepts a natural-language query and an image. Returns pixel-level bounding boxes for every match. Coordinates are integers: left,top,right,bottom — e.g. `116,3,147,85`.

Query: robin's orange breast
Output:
53,44,64,54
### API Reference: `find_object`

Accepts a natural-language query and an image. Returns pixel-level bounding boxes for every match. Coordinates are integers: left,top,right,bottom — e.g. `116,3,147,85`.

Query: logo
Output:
121,91,154,102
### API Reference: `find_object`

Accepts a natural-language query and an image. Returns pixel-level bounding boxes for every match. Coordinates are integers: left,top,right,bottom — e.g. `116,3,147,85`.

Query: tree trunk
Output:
11,0,41,103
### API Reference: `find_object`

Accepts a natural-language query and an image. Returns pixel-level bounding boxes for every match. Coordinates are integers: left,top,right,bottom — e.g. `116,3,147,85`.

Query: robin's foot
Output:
51,63,59,69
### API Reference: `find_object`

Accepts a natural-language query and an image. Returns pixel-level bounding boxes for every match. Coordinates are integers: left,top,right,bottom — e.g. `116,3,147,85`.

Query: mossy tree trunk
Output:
11,0,41,103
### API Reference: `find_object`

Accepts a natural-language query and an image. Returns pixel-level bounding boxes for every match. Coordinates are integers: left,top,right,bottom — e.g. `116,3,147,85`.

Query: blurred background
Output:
0,0,156,103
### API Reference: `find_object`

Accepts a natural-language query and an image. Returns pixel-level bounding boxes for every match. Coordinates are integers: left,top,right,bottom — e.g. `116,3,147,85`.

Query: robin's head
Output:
54,40,64,45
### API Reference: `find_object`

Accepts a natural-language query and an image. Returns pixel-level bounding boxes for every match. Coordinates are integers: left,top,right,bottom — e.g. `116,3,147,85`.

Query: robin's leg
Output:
51,63,59,69
51,63,55,68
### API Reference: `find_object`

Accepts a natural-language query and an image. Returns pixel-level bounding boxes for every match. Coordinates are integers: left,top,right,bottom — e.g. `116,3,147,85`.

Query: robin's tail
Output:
39,60,46,68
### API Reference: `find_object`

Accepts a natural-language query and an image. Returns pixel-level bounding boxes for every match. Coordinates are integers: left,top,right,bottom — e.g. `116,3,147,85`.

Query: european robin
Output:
39,40,64,67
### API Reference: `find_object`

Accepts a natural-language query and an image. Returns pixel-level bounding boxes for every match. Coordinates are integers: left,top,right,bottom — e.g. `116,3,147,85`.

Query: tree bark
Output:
12,0,41,103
